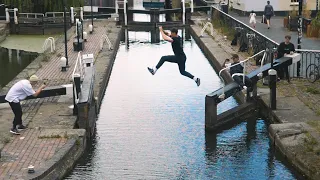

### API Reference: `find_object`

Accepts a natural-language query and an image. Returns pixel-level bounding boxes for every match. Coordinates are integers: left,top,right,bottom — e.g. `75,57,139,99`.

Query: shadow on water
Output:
0,47,38,88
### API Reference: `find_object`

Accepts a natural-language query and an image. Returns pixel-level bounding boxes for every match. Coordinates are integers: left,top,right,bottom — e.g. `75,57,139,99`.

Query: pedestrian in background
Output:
5,75,46,135
249,10,257,28
264,1,275,29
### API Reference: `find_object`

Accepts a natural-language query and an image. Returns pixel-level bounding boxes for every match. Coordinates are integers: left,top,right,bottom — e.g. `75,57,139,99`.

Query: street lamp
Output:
90,0,94,32
297,0,303,76
63,0,69,67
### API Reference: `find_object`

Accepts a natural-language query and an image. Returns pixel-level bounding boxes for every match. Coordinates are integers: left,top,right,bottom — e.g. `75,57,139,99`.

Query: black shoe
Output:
10,128,20,135
17,125,26,130
196,78,200,86
147,67,155,75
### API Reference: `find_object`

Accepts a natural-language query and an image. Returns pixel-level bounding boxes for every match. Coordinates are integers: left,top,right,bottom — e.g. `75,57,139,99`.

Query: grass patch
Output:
307,120,320,133
303,132,318,152
306,87,320,94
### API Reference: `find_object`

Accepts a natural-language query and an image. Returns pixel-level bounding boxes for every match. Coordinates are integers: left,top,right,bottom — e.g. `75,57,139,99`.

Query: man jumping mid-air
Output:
147,26,200,86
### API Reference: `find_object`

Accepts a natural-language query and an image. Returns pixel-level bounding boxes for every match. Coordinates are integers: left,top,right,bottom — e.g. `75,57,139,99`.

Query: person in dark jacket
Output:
147,27,201,86
277,35,295,81
264,1,274,29
230,54,253,92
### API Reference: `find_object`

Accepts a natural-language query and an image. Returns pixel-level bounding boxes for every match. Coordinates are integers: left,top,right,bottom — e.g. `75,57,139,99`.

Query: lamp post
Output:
63,0,69,67
297,0,302,77
91,0,94,31
317,0,319,12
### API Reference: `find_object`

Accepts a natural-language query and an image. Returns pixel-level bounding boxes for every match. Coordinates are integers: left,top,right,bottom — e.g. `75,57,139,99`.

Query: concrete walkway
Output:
229,12,320,50
0,20,120,179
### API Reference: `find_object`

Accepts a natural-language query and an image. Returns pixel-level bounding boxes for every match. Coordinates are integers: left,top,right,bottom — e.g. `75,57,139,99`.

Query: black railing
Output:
211,7,278,64
290,49,320,78
210,6,320,79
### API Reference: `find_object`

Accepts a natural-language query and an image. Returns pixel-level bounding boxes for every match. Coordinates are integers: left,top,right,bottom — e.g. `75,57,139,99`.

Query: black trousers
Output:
8,102,23,129
233,75,253,92
155,55,194,79
278,66,290,82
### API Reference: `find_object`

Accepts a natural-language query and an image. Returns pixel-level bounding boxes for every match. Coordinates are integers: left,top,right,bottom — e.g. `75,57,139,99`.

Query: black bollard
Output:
268,69,277,110
73,74,81,115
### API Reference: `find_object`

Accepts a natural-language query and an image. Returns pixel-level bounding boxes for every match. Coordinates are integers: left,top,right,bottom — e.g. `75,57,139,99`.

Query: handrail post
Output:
191,0,194,13
124,0,127,26
116,0,119,14
182,0,185,25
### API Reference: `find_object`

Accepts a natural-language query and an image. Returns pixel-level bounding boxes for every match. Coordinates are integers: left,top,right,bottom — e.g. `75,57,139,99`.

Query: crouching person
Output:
5,75,46,135
230,54,253,93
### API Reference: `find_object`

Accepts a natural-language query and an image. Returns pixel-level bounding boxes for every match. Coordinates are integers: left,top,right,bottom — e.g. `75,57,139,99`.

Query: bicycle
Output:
306,54,320,83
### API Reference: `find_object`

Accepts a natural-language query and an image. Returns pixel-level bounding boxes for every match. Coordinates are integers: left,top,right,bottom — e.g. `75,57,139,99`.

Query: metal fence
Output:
210,6,320,79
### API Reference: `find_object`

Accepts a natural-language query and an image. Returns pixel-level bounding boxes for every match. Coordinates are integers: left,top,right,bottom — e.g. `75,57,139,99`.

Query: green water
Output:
0,34,61,53
0,48,38,88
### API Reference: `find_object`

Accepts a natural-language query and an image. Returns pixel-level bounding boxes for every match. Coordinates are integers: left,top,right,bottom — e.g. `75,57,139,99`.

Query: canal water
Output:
0,48,38,88
64,30,303,179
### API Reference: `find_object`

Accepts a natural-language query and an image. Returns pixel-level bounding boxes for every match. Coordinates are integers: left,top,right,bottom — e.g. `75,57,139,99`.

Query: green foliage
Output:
4,0,84,13
311,12,320,29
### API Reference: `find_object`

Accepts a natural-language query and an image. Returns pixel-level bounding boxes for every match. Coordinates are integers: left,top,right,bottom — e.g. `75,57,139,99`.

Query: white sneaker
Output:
242,86,247,94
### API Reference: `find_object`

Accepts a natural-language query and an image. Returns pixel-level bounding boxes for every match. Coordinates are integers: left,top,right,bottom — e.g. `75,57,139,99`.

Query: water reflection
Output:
65,31,301,179
0,48,38,88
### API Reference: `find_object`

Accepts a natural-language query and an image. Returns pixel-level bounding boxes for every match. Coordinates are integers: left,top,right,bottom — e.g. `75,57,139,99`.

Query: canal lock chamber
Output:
0,47,38,89
64,29,304,180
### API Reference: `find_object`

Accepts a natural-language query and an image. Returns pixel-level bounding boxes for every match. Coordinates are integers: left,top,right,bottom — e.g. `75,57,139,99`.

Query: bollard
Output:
89,24,93,34
268,69,277,110
83,32,88,41
205,95,218,131
60,57,67,72
73,73,81,98
73,73,81,115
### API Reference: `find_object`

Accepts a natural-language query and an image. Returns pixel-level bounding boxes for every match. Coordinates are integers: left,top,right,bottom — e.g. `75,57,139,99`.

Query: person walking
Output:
264,1,274,29
5,75,46,135
147,26,201,86
249,10,257,28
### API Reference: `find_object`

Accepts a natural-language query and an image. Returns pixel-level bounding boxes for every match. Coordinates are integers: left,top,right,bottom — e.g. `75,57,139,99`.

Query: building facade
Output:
230,0,318,14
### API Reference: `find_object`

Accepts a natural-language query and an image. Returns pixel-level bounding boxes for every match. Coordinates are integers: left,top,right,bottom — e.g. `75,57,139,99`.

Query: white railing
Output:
296,49,320,53
45,12,71,17
72,51,85,82
42,37,55,53
200,22,213,37
218,50,266,99
19,13,44,18
101,34,113,51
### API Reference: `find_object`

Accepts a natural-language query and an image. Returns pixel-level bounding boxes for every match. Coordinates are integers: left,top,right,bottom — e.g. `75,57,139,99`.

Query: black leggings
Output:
9,102,23,129
155,55,194,79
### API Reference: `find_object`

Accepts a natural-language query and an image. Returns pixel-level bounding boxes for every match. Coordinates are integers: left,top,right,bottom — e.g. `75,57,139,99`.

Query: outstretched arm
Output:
159,26,173,42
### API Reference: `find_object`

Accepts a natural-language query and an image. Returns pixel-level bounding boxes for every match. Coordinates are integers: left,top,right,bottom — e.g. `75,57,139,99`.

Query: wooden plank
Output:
0,86,67,104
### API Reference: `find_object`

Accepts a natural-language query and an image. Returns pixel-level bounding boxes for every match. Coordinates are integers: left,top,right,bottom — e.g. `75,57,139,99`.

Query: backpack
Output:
231,32,241,46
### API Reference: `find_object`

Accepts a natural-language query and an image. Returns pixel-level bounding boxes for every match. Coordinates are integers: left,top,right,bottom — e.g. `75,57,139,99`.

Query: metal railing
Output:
218,50,266,99
42,37,55,53
19,13,44,19
289,49,320,78
101,34,113,51
200,22,213,37
72,51,85,82
210,6,320,80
